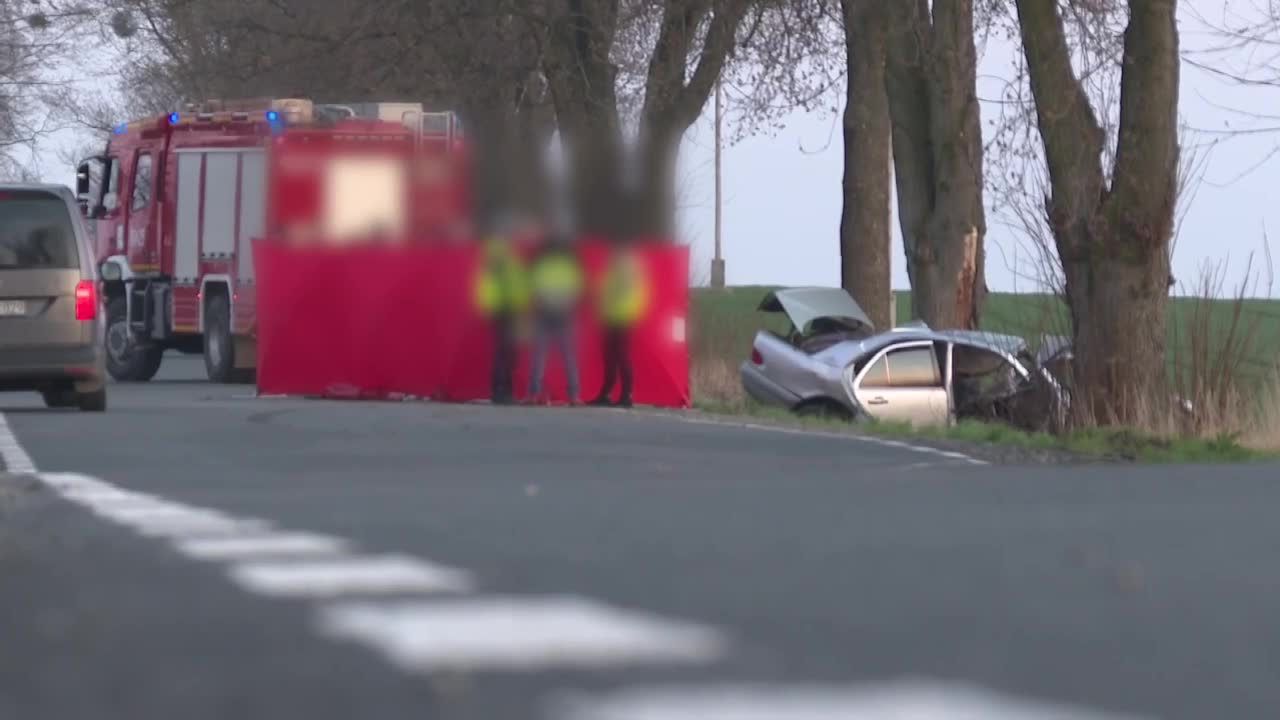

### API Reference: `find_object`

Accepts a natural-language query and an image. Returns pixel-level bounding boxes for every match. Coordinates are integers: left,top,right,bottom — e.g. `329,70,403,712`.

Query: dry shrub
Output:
691,353,747,411
688,288,772,412
1131,258,1279,448
1243,368,1280,451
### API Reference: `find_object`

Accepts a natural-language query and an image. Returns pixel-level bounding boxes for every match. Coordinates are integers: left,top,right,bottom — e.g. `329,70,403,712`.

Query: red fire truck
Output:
73,97,468,383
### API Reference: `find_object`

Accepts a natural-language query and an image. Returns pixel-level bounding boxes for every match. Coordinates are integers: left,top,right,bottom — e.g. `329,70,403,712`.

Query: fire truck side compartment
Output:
238,152,266,284
174,152,202,283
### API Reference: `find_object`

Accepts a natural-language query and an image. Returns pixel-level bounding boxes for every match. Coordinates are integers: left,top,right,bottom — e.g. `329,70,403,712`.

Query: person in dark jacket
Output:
473,233,528,405
588,245,648,408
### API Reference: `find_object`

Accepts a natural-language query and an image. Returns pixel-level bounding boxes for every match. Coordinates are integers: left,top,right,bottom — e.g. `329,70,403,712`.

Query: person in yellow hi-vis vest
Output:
526,233,585,404
474,234,529,405
588,245,649,408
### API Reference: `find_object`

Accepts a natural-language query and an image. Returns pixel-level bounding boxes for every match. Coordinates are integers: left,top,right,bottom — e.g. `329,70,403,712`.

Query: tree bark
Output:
838,0,892,330
541,0,628,237
1015,0,1179,425
542,0,750,239
884,0,987,330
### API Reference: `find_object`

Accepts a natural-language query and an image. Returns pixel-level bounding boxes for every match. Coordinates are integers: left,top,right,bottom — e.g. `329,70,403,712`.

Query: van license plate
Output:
0,300,27,317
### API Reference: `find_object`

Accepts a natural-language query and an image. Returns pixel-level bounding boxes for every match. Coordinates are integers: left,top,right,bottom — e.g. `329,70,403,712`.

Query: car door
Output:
852,341,950,427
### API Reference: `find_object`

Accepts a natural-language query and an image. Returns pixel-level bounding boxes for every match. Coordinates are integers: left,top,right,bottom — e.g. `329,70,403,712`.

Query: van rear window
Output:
0,190,79,270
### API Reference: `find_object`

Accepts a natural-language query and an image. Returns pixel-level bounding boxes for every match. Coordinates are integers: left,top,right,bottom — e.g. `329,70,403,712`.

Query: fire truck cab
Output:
74,97,465,384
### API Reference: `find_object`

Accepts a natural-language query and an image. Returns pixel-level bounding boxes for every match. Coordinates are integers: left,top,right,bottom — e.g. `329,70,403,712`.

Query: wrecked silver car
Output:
739,288,1067,429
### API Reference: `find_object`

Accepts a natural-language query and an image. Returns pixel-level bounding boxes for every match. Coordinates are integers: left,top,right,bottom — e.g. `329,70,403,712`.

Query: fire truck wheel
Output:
203,294,240,383
105,298,164,382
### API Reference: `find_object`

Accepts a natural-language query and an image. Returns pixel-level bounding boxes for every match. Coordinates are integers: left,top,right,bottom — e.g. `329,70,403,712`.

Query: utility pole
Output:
710,80,726,289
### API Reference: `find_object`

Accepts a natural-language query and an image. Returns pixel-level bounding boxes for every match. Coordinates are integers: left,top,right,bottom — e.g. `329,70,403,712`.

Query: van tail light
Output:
74,280,97,321
751,348,763,365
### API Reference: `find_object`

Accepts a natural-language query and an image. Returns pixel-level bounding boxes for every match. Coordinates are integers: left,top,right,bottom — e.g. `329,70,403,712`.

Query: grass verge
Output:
862,419,1269,464
691,398,1270,463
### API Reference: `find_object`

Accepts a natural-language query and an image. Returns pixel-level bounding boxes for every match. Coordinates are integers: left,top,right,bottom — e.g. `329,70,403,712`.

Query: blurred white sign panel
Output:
323,154,406,244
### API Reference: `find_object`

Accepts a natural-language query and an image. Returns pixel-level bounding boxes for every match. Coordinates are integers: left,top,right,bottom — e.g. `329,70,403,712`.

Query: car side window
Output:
860,354,890,388
887,346,942,388
131,153,153,211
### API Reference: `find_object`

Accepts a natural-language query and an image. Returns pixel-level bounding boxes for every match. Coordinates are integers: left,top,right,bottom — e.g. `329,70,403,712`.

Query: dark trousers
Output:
490,313,515,404
594,326,632,403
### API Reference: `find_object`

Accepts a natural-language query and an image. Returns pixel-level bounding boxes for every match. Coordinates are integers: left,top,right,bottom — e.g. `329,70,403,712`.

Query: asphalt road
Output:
2,354,1279,719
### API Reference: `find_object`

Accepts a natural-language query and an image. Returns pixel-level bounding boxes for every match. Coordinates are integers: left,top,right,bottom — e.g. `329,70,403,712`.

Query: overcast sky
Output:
26,2,1280,298
675,3,1280,296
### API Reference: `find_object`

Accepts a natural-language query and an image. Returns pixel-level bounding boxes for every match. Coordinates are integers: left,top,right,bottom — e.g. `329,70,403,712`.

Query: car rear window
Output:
0,190,79,270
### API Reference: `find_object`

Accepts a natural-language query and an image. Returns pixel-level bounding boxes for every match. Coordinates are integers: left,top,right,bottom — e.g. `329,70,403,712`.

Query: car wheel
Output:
794,398,853,422
105,297,163,382
203,294,251,383
76,389,107,412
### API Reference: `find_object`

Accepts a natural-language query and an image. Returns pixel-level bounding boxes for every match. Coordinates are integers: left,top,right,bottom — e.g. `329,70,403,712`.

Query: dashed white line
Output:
83,502,273,539
175,532,351,561
22,459,730,675
547,682,1150,720
229,555,473,598
5,416,734,679
1,410,1138,719
318,597,727,672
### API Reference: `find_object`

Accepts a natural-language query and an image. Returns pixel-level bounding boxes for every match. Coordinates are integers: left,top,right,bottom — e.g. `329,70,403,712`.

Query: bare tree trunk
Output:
542,0,749,240
632,120,682,237
540,0,627,236
460,84,555,236
884,0,987,330
1015,0,1179,424
838,0,892,330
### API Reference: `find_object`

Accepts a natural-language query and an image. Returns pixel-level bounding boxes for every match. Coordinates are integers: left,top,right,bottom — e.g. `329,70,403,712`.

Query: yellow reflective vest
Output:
530,250,584,311
474,238,529,315
599,252,648,327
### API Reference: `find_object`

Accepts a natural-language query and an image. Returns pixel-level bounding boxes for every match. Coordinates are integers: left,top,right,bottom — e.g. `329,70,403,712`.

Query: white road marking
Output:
548,682,1150,720
667,414,989,466
175,532,351,561
229,555,473,598
317,597,726,672
37,474,274,539
59,488,164,505
5,416,732,677
87,502,233,522
0,412,37,474
124,514,273,539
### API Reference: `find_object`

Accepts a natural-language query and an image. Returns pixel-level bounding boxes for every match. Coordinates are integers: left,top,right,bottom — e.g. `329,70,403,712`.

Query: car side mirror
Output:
76,155,115,218
76,161,93,197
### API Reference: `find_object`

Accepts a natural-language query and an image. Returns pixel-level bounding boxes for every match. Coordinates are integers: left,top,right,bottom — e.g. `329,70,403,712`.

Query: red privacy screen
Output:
252,240,690,408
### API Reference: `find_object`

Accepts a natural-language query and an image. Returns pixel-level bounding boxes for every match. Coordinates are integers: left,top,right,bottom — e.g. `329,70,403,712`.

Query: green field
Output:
689,286,1280,410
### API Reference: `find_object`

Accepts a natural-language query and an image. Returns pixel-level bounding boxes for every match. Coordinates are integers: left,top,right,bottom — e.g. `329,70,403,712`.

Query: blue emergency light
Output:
114,123,126,135
168,112,180,125
266,110,280,123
